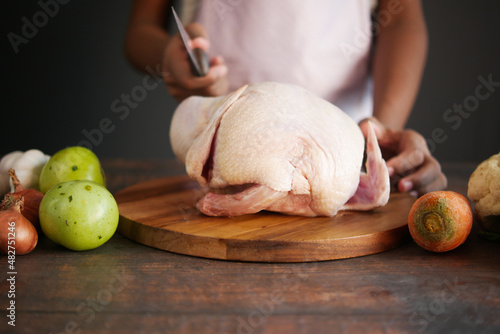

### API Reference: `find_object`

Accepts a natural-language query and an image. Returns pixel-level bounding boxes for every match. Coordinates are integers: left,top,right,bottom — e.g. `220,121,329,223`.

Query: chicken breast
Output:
170,82,389,217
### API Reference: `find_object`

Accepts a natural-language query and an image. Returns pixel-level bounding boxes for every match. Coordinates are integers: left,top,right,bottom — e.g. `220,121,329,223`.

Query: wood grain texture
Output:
6,161,500,334
115,175,416,262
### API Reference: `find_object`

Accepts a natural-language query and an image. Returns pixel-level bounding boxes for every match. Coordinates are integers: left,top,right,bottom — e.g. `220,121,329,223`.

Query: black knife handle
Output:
190,48,210,77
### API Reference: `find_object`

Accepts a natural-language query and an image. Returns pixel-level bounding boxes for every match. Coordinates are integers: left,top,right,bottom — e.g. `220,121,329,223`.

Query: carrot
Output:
408,191,473,252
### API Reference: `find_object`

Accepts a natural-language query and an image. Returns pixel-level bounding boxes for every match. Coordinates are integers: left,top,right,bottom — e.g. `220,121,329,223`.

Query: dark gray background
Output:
2,1,499,163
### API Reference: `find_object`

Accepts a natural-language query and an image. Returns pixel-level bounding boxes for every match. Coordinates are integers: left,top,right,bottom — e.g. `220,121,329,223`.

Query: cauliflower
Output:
468,152,500,220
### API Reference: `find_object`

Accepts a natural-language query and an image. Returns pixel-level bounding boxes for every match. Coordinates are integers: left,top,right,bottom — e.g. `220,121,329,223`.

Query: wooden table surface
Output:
1,160,499,334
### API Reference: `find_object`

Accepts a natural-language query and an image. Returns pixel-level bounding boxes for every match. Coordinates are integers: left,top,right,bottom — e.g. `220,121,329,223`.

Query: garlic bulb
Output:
0,150,50,195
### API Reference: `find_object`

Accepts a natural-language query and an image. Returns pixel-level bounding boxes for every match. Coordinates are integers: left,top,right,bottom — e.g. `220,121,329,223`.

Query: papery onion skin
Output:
1,169,44,230
0,196,38,255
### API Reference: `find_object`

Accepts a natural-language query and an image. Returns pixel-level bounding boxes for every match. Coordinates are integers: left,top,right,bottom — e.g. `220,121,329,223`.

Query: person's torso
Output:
183,0,375,122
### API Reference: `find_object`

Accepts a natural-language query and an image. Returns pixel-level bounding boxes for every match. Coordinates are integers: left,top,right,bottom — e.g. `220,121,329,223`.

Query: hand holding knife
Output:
171,7,210,77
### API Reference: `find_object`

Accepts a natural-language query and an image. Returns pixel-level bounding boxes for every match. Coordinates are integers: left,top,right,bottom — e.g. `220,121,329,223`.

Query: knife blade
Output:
171,7,209,77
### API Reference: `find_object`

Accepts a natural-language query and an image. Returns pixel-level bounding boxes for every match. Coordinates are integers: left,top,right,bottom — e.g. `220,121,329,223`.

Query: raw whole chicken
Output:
170,82,390,217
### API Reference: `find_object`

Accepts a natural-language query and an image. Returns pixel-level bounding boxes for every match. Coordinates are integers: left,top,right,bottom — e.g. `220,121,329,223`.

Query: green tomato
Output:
39,180,119,251
39,146,105,193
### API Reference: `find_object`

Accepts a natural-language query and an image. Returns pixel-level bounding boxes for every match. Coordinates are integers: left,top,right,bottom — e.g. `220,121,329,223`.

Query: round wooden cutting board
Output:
115,175,416,262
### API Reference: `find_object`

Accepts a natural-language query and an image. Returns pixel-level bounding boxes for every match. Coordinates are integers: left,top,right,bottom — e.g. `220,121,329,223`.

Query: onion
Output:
0,196,38,255
0,169,44,230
